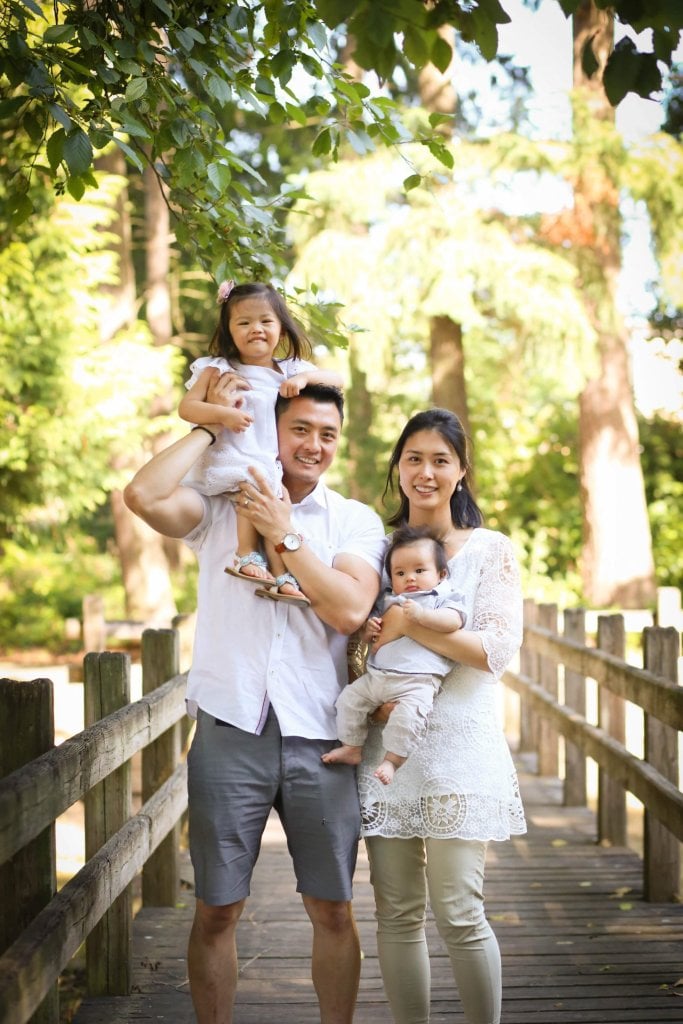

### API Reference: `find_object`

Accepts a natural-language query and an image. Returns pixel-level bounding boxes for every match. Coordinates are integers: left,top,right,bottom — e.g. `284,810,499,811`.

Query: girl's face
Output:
397,429,465,515
228,296,283,365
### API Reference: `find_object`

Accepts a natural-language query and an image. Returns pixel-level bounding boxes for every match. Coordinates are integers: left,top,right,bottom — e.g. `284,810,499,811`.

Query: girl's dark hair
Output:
209,282,311,364
383,408,484,529
384,524,449,578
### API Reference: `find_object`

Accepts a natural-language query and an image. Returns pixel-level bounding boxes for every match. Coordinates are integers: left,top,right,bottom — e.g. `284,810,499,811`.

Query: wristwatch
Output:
275,532,303,554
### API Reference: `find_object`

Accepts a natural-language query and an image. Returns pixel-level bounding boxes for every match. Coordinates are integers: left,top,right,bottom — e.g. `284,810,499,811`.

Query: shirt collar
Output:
292,479,328,511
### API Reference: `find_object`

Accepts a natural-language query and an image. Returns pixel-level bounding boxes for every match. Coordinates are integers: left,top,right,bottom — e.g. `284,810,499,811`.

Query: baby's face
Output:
389,540,443,594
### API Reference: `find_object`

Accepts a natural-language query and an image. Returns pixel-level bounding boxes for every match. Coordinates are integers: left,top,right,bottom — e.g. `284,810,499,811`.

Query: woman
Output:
358,408,526,1024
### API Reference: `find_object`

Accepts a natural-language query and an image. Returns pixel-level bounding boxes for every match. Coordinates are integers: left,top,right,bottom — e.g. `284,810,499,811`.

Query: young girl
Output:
179,280,344,606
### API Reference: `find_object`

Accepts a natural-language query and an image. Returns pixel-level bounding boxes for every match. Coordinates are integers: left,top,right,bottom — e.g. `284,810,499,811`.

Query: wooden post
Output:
0,678,59,1024
142,629,181,907
84,652,132,995
563,609,587,807
596,615,627,846
643,627,680,901
82,594,106,653
519,599,539,754
537,604,559,777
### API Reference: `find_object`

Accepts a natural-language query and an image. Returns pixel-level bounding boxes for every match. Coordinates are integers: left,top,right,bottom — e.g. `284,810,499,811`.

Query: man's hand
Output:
206,368,251,405
234,465,293,542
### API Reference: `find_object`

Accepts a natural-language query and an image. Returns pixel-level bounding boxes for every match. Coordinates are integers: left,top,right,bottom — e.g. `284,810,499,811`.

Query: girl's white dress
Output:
183,355,316,495
359,528,527,842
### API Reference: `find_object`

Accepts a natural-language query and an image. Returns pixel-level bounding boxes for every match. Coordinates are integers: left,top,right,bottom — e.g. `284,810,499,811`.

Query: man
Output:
124,377,385,1024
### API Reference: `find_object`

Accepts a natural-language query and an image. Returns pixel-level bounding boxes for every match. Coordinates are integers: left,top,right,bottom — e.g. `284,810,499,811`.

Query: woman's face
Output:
397,428,465,514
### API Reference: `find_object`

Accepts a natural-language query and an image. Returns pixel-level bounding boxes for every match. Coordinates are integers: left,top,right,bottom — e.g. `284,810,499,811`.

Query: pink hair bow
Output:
217,279,235,303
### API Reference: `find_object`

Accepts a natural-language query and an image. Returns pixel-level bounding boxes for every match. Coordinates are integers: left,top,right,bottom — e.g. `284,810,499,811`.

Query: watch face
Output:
284,533,301,551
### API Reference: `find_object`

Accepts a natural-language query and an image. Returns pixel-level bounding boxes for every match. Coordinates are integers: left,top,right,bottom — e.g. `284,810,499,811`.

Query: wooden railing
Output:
0,629,188,1024
503,599,682,902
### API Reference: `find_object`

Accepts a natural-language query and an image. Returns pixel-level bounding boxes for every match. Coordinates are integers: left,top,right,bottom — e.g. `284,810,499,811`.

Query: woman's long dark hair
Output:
383,408,484,529
209,282,311,363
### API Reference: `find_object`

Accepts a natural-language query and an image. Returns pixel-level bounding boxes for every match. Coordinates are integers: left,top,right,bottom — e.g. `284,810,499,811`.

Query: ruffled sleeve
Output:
184,355,227,390
472,533,523,678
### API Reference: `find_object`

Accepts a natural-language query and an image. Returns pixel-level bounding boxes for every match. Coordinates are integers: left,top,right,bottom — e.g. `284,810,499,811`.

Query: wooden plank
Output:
71,767,683,1024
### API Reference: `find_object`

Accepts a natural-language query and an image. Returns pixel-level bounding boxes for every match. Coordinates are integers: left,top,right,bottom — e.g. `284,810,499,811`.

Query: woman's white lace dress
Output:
183,355,316,495
359,528,527,842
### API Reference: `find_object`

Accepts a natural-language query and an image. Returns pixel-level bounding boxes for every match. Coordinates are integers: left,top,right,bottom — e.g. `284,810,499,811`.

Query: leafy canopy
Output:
1,0,680,282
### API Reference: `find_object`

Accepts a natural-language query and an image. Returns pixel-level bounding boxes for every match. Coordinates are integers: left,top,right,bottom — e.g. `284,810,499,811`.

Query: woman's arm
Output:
373,535,523,674
374,607,489,671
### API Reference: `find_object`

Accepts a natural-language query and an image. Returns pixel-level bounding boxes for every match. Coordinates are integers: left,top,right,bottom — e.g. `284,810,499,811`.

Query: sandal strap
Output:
235,551,268,570
274,573,301,590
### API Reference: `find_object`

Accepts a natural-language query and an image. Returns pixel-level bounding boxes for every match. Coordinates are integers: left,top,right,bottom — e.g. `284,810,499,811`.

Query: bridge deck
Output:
72,763,683,1023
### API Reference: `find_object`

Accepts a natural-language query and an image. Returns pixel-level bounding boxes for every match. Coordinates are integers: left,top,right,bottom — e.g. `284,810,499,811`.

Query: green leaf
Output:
403,26,430,68
426,138,454,168
48,103,73,131
44,24,77,44
95,64,120,85
315,0,362,29
284,102,308,126
271,49,295,86
152,0,172,15
206,74,232,104
63,128,93,176
429,112,454,129
603,38,640,106
125,77,148,101
431,34,453,73
403,174,421,191
312,127,332,156
113,135,144,171
633,54,662,98
477,0,512,26
557,0,582,14
66,175,86,200
19,0,45,17
470,8,499,62
207,161,232,191
581,36,600,79
10,192,33,226
268,100,287,124
46,129,65,170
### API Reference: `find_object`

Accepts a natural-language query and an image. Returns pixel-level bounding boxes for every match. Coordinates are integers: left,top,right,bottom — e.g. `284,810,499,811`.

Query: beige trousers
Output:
364,835,501,1024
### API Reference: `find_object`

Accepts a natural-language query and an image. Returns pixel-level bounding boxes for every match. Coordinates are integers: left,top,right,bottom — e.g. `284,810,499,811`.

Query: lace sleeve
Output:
472,534,523,678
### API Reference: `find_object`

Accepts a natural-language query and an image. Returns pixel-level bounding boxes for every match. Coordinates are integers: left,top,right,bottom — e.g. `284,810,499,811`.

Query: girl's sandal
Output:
255,573,311,607
224,551,274,584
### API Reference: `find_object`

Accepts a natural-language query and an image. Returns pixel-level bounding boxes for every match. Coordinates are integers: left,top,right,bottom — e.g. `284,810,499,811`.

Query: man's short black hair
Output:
275,384,344,424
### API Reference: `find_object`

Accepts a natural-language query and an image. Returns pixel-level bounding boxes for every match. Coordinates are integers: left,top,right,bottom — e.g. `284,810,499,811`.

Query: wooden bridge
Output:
1,598,682,1024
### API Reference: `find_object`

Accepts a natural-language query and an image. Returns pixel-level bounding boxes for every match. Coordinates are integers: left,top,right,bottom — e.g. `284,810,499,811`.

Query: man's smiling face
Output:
277,397,341,502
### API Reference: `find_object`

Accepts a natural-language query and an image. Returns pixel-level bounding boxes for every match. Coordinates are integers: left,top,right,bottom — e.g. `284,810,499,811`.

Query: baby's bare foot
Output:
374,760,397,785
322,745,362,766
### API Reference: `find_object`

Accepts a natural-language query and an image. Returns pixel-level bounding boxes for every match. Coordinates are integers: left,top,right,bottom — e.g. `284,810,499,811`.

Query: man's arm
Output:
237,467,381,635
123,430,212,538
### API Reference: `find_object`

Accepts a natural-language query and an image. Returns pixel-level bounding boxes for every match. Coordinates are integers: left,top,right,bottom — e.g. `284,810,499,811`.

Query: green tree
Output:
1,0,679,280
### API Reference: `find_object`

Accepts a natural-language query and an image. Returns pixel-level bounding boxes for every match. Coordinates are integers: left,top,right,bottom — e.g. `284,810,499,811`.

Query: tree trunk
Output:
572,1,656,607
344,344,377,505
96,149,177,620
430,315,470,434
418,26,467,423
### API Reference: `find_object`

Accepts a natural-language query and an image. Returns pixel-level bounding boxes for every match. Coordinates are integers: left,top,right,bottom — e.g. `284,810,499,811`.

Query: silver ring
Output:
243,497,250,507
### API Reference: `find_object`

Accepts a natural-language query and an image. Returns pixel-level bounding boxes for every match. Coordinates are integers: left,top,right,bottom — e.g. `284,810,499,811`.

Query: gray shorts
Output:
187,707,361,906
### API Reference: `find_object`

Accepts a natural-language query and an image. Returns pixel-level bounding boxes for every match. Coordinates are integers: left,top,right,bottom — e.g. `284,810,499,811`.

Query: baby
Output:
322,525,465,784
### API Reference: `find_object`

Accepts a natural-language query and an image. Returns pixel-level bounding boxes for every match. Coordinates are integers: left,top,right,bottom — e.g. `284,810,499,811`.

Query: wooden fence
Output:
1,598,681,1023
0,630,187,1024
504,599,682,902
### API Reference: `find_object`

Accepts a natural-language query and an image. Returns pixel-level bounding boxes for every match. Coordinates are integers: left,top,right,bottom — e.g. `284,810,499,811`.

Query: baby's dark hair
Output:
209,282,311,363
384,524,449,578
